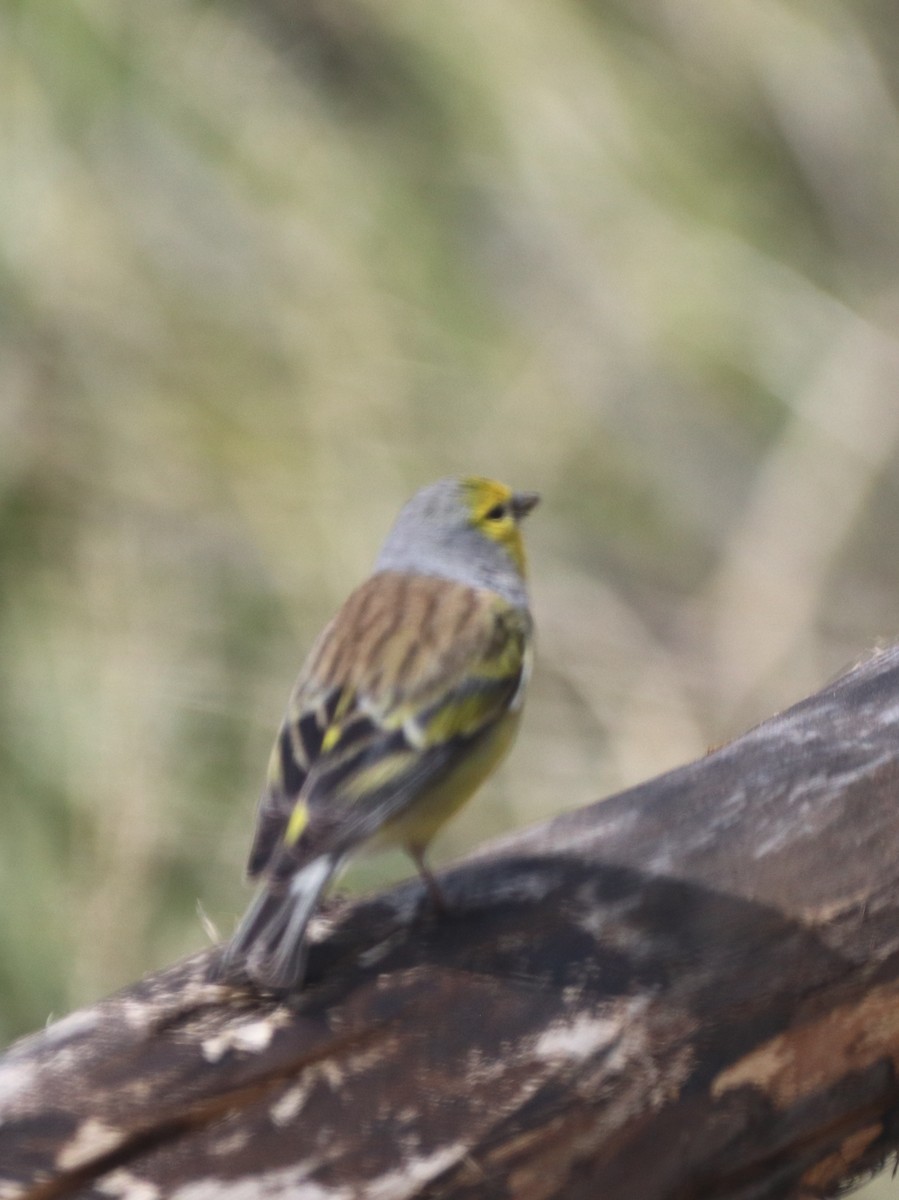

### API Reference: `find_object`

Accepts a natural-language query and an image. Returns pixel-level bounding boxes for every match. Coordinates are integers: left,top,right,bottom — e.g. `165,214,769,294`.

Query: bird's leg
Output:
408,845,448,914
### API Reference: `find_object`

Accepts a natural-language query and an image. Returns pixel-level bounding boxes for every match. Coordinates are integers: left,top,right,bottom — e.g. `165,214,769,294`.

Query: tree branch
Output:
4,648,899,1199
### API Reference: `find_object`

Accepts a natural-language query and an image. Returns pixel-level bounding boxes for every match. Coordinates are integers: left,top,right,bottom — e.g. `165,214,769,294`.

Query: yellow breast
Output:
373,708,522,852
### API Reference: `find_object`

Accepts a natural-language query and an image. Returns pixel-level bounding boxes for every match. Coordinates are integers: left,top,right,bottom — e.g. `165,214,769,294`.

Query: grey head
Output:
374,476,539,609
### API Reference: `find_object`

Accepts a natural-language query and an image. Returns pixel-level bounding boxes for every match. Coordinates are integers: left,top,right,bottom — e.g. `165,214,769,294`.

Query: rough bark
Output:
4,647,899,1200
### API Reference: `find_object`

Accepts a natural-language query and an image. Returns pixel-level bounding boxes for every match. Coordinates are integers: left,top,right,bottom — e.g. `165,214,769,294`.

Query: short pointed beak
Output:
511,491,540,519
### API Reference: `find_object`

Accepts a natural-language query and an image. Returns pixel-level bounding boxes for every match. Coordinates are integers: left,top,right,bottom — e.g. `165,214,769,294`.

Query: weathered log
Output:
4,647,899,1200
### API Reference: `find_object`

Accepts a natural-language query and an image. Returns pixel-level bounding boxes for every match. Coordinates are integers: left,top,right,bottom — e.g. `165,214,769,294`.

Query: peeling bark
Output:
4,647,899,1199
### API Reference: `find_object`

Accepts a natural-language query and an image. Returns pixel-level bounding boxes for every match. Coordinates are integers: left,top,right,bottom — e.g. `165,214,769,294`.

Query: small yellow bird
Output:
224,476,539,991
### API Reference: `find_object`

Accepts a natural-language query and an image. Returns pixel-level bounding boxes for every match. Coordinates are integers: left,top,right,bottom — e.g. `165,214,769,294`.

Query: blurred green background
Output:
4,4,899,1177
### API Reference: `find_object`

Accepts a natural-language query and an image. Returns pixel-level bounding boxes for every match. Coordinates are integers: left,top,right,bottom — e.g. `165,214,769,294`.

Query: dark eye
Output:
485,503,508,522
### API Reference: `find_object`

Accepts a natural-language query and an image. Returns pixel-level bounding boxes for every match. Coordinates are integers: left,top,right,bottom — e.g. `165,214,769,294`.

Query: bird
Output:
223,476,539,992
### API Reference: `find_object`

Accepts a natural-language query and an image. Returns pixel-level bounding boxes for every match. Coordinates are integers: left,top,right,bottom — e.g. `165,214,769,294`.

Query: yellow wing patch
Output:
285,800,310,846
320,687,355,754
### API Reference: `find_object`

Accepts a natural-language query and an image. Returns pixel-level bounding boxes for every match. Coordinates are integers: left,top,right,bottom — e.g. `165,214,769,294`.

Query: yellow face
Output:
462,477,537,576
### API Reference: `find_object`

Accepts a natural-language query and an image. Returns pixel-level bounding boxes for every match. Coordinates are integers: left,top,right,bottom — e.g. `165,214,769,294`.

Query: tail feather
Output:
223,854,337,992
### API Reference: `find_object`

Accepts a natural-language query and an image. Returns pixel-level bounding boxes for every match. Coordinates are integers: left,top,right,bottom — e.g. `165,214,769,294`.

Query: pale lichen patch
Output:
270,1084,309,1127
119,1000,156,1030
0,1059,35,1106
57,1119,124,1170
361,1144,469,1200
318,1059,348,1090
534,1015,618,1063
97,1169,161,1200
201,1018,277,1063
171,1167,355,1200
209,1129,251,1158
